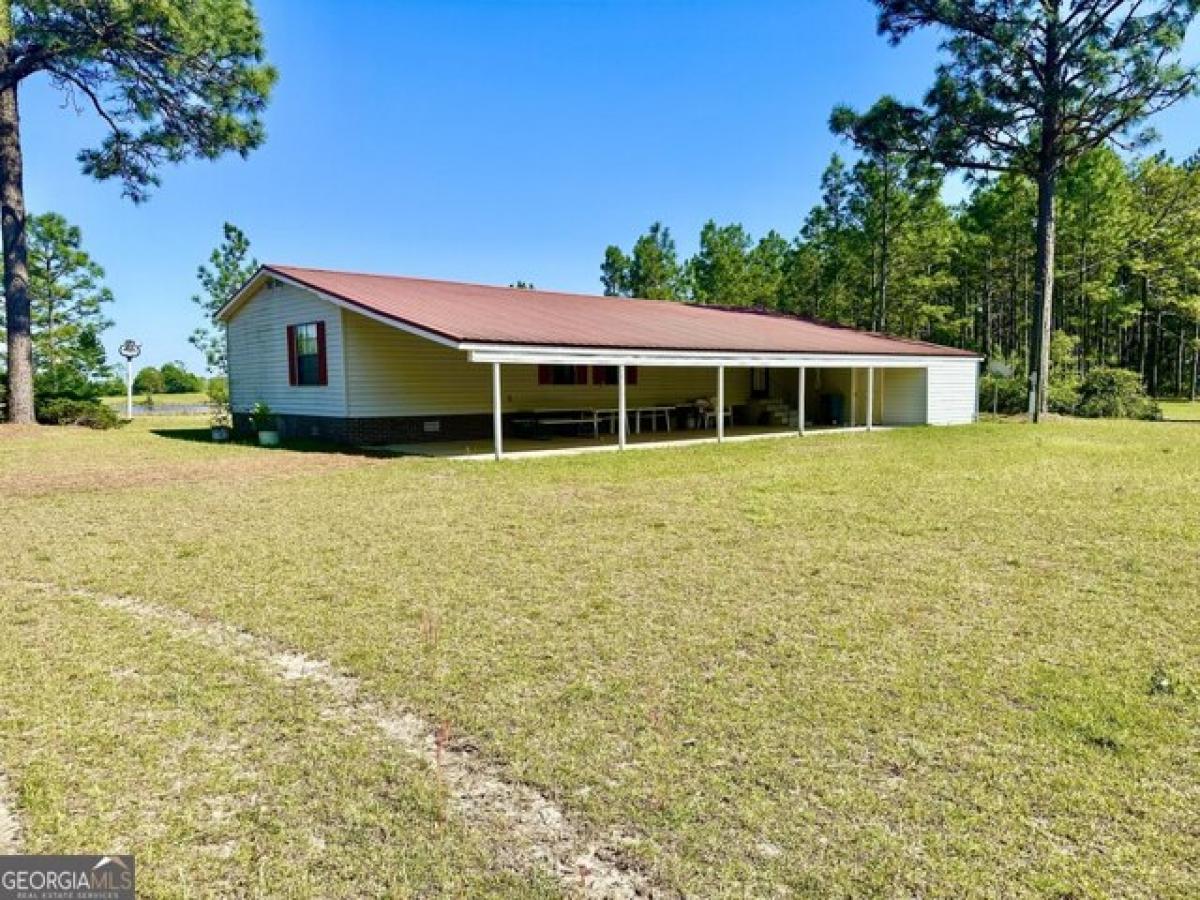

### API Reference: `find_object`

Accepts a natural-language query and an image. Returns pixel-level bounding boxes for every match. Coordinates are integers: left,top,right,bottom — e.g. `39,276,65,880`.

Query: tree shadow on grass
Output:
148,427,392,458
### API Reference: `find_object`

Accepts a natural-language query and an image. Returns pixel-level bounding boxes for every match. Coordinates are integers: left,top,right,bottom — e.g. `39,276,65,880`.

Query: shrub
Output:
34,365,100,402
979,373,1028,415
36,398,121,430
133,365,164,394
208,379,231,428
1076,367,1160,420
250,401,276,431
1047,378,1080,415
94,375,127,397
161,361,204,393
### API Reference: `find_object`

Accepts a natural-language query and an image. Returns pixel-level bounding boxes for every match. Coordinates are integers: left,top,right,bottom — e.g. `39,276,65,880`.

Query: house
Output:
217,265,981,458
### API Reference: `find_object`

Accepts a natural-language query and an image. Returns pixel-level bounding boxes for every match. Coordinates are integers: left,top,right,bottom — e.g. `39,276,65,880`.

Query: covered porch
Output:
458,348,928,460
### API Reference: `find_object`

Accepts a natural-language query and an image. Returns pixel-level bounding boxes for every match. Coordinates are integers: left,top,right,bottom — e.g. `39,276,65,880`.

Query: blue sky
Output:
25,0,1200,371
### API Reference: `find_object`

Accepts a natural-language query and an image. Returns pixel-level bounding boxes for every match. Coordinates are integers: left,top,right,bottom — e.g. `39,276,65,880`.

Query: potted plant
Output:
208,382,232,442
251,401,279,446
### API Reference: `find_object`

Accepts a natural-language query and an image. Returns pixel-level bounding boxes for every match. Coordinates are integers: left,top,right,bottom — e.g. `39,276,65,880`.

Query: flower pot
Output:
211,426,231,442
257,429,280,447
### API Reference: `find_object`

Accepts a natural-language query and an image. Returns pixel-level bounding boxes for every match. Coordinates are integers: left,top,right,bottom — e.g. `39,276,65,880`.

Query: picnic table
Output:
511,405,680,440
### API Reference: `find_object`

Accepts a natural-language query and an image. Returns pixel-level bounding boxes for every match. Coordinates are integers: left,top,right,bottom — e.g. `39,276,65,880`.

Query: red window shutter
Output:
591,366,604,385
286,325,298,386
538,365,551,385
574,365,589,384
316,321,328,385
627,366,639,386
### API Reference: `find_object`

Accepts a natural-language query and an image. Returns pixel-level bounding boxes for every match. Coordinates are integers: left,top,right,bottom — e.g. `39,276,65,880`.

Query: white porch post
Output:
618,364,627,450
879,369,886,425
798,367,806,436
850,368,857,428
866,367,874,432
717,365,726,443
492,362,503,460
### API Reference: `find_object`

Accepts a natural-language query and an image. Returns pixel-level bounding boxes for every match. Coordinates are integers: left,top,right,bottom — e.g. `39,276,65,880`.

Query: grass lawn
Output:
2,416,1198,897
101,391,211,408
1160,399,1200,421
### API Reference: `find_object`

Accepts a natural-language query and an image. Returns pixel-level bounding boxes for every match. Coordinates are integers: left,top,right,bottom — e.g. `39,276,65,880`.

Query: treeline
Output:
601,147,1200,399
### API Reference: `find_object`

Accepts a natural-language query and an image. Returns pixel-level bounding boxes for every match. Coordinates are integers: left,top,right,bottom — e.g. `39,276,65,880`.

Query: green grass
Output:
3,416,1199,896
101,391,210,407
0,583,553,898
1159,399,1200,421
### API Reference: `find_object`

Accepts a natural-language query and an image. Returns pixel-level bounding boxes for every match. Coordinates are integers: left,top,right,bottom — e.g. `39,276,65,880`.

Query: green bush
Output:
161,361,204,393
36,398,122,430
95,375,127,396
133,366,165,394
1076,367,1160,420
34,365,100,402
979,373,1028,415
1047,378,1080,415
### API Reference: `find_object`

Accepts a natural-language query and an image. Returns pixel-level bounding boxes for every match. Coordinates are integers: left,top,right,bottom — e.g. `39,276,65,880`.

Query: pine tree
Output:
0,0,275,422
190,223,257,375
848,0,1200,420
26,212,113,395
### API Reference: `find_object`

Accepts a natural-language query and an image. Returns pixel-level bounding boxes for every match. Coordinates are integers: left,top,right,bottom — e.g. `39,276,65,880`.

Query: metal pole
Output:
126,357,133,420
866,367,874,432
717,365,725,443
798,367,805,436
618,365,627,450
492,363,503,460
850,368,857,428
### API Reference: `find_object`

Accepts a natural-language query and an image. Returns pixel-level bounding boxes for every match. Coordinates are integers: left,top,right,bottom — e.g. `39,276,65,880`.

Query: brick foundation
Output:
233,412,496,445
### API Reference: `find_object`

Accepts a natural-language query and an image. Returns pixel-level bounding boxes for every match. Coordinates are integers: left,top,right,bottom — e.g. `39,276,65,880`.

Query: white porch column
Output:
850,368,857,428
717,365,726,443
492,363,503,460
618,364,627,450
798,367,806,436
866,367,874,432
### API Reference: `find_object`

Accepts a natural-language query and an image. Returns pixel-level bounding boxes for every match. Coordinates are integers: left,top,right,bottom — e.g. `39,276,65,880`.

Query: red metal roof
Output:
258,264,978,357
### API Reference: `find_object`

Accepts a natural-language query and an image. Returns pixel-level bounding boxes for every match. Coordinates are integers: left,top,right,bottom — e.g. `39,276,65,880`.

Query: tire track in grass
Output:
0,773,20,852
6,580,665,899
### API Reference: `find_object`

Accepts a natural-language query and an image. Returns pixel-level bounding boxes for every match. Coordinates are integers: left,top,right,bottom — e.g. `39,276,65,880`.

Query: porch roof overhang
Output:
463,343,975,369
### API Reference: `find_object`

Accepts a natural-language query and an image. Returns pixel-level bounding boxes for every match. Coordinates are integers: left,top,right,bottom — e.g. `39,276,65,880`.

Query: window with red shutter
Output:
315,321,328,385
288,322,327,386
286,325,298,386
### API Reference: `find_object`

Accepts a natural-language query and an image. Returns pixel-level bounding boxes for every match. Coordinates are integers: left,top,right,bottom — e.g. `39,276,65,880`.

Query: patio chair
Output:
697,398,732,430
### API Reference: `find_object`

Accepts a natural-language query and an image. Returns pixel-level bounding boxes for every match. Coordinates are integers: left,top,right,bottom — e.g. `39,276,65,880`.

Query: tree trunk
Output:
1030,167,1057,421
879,157,890,332
1185,319,1195,400
0,76,31,424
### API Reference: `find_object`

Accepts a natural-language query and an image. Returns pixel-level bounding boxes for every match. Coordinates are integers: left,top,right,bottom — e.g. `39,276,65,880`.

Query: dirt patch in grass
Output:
11,579,665,899
0,583,555,898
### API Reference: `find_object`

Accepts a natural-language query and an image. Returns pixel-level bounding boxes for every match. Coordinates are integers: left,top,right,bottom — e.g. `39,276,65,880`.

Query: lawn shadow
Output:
149,427,392,458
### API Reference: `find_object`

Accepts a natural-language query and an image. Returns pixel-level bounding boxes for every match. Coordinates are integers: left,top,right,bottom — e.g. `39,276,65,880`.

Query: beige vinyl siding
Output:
342,310,751,416
879,368,927,425
926,358,979,425
226,283,347,416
